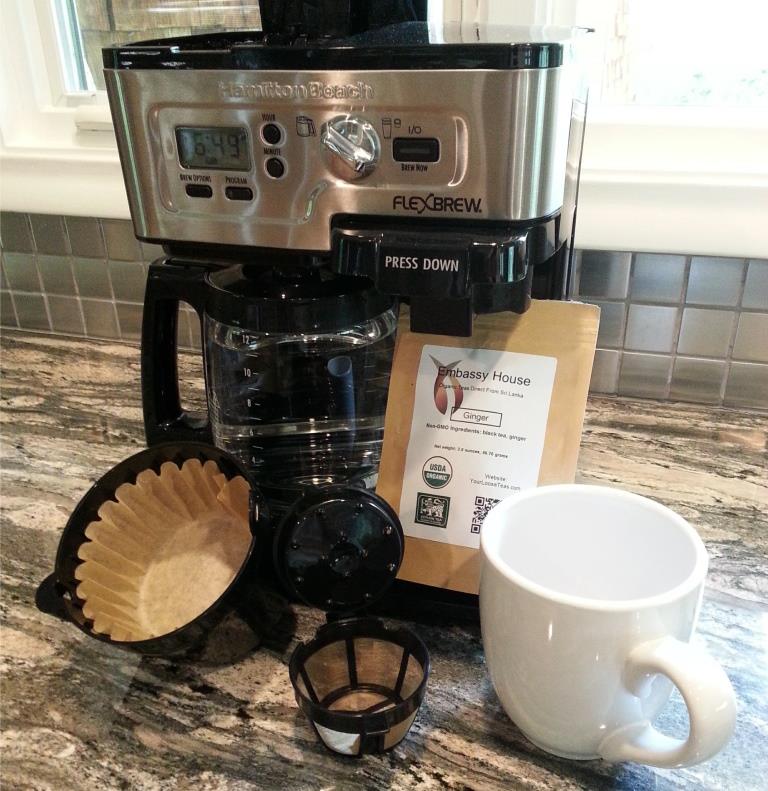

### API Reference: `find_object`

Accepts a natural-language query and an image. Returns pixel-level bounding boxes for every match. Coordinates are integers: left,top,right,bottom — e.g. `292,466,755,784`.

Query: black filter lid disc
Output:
274,487,403,614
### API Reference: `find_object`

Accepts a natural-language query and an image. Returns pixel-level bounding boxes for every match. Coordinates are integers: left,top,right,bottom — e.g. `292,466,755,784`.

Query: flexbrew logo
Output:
430,356,464,415
393,194,483,215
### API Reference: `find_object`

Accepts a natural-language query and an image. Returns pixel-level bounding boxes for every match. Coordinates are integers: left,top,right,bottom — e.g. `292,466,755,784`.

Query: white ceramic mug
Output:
480,484,736,767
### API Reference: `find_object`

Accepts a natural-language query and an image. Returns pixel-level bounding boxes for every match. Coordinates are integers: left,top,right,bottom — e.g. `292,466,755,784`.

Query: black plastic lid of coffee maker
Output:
205,265,395,333
103,23,584,72
273,486,404,614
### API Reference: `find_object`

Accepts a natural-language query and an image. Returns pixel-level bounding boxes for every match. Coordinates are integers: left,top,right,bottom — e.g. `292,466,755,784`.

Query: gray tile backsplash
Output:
102,218,142,261
81,298,120,339
618,353,672,399
13,293,50,332
141,242,165,262
742,260,768,310
732,312,768,363
3,253,43,293
576,251,631,299
686,257,745,306
625,305,679,353
116,302,143,341
569,249,765,409
1,212,766,410
630,254,686,303
73,257,113,299
677,308,734,358
1,212,34,253
589,349,620,393
670,357,727,404
48,295,85,336
109,260,146,302
29,214,70,256
37,255,77,296
724,363,768,408
591,300,626,348
1,290,17,327
66,215,106,259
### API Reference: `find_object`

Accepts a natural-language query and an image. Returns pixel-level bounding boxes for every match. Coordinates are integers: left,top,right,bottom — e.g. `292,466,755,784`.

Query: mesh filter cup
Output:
290,617,429,756
277,487,430,756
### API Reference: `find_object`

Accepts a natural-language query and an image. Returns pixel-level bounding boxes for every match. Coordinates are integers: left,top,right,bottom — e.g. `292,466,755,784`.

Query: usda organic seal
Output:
422,456,453,489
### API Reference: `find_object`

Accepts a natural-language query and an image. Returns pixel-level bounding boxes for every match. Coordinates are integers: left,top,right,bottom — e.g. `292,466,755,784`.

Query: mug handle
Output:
598,636,736,767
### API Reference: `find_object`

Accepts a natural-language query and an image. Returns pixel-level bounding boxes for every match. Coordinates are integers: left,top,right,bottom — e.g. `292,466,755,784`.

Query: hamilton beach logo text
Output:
393,194,483,215
219,80,374,100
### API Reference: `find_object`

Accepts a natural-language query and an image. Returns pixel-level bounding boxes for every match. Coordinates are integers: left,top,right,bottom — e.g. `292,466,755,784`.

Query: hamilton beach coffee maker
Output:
104,0,590,543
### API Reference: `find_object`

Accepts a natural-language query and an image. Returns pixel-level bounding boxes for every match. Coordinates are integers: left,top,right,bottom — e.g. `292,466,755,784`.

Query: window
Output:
591,0,768,107
61,1,262,92
54,1,768,106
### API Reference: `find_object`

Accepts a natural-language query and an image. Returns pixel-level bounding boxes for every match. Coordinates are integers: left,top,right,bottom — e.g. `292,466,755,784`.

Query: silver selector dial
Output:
320,115,380,180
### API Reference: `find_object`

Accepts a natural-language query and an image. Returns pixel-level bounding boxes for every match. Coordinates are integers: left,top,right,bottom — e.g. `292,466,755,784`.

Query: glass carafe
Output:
141,262,397,512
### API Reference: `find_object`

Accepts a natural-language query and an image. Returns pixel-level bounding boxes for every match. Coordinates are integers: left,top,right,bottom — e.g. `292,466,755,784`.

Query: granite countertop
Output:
1,331,766,791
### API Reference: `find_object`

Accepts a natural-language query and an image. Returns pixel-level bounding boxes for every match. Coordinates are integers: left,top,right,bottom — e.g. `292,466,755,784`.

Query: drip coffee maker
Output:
103,1,590,502
39,0,594,757
98,0,592,618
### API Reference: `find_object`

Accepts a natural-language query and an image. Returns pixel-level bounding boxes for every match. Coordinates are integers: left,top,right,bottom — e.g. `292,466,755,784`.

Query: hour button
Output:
225,186,254,201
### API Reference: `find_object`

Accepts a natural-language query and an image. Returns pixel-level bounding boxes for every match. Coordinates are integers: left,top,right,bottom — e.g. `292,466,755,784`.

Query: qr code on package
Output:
471,496,500,534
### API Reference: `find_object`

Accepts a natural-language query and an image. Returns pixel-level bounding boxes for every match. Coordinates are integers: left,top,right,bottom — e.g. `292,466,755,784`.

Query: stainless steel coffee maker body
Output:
107,65,576,251
104,21,590,336
102,12,593,613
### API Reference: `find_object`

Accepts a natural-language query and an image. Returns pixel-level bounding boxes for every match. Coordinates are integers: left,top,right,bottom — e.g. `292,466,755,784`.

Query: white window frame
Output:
1,0,767,258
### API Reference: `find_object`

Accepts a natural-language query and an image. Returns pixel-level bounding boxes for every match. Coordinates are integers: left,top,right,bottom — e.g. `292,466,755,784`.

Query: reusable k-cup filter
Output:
289,617,429,756
277,487,430,756
37,443,266,655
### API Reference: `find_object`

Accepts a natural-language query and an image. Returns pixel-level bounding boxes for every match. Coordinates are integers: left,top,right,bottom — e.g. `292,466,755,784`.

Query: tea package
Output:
376,300,600,594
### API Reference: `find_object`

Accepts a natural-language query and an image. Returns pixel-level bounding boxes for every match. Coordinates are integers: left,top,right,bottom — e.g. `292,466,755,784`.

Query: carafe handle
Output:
141,260,212,445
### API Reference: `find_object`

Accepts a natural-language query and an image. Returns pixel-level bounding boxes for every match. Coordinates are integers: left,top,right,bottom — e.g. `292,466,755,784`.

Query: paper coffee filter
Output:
74,458,252,642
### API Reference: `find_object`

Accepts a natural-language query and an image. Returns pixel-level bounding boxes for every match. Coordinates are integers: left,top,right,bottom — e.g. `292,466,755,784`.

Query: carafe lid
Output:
273,486,403,614
205,265,395,333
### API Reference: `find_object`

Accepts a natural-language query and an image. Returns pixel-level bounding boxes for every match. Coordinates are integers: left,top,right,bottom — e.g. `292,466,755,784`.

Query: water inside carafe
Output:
206,314,396,513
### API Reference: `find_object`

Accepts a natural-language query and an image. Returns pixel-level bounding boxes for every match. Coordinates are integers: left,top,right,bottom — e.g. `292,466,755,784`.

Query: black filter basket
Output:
36,442,270,657
276,486,430,755
289,617,429,756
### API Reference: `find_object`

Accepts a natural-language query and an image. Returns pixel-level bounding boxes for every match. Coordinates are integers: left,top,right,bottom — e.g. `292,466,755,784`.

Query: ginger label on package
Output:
398,345,556,549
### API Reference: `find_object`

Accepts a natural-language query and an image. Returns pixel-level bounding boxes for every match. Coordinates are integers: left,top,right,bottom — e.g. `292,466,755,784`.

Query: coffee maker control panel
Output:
107,67,574,253
165,110,460,206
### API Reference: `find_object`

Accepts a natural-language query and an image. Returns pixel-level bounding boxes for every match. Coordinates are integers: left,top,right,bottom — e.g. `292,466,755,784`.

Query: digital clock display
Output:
176,126,250,171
